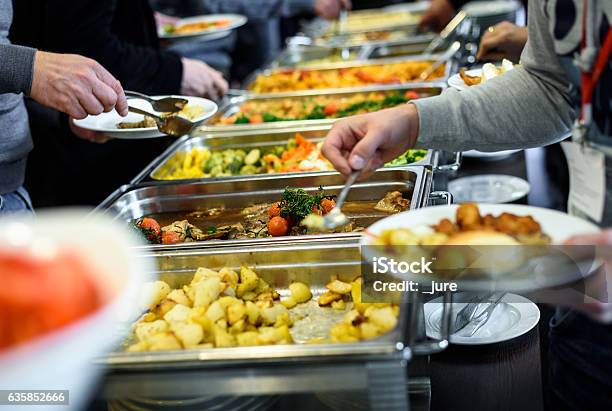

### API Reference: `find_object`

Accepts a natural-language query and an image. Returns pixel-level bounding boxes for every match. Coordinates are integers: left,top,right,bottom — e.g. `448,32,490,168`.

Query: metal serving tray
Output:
96,241,430,410
302,3,428,39
131,125,435,184
242,54,453,95
269,35,444,69
100,167,432,250
202,83,446,133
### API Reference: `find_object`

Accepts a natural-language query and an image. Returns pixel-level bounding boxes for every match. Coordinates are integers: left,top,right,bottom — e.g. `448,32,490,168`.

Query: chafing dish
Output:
269,35,447,69
302,4,428,40
99,167,432,250
243,55,453,94
130,125,435,184
202,83,446,133
96,241,451,410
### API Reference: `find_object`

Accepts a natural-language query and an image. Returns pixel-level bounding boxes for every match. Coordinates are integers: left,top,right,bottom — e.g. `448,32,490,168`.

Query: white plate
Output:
462,1,520,18
424,293,540,345
159,14,247,40
73,96,217,140
361,204,601,291
449,174,530,203
463,149,521,160
448,68,481,91
0,210,153,410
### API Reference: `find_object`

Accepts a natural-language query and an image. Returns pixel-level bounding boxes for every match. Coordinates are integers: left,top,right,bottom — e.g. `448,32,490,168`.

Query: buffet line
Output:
95,5,470,407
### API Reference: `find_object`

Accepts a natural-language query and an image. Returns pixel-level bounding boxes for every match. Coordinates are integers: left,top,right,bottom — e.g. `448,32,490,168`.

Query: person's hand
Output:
321,104,419,178
180,58,228,100
477,22,528,62
419,0,455,32
314,0,352,20
69,119,110,144
30,51,128,120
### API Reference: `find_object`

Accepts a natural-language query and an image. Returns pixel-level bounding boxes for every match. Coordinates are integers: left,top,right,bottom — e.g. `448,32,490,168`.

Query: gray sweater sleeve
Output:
0,43,36,94
412,1,575,152
200,0,314,21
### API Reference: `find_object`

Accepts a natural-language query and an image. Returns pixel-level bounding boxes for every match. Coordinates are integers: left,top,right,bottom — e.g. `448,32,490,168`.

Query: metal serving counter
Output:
130,125,436,184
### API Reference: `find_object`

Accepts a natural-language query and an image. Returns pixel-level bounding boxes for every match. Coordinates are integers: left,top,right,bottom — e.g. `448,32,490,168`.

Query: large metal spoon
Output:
423,11,467,55
128,106,195,137
418,41,461,81
125,90,188,113
322,170,360,230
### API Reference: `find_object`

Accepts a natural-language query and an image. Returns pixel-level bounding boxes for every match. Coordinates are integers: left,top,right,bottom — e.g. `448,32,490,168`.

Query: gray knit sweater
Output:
0,0,35,195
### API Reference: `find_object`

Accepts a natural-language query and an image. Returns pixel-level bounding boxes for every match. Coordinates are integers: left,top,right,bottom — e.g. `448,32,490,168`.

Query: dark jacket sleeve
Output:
41,0,182,95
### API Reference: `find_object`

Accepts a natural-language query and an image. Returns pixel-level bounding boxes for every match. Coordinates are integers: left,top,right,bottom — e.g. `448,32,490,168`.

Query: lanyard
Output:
578,0,612,129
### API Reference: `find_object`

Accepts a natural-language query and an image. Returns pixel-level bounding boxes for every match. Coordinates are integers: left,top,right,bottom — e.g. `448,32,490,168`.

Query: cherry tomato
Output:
268,216,289,237
268,202,281,218
249,114,264,124
324,103,338,116
137,217,161,236
162,230,183,245
404,91,419,100
321,198,336,214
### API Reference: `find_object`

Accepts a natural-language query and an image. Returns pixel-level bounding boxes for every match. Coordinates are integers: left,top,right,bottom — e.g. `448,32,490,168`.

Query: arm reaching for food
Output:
477,22,528,62
323,1,574,175
181,58,228,100
0,45,128,119
197,0,350,21
419,0,455,32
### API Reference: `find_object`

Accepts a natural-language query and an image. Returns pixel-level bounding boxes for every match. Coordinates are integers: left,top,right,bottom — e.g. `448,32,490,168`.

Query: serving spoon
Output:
321,170,361,230
127,106,195,137
125,90,188,113
418,41,461,81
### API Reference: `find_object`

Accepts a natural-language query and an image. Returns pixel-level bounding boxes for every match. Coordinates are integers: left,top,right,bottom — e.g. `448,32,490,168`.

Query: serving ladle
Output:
322,170,361,230
125,90,188,113
128,106,195,137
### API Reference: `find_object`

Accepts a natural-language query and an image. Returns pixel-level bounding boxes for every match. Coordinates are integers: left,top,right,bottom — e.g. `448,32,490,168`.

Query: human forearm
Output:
0,43,35,94
413,0,574,152
200,0,314,19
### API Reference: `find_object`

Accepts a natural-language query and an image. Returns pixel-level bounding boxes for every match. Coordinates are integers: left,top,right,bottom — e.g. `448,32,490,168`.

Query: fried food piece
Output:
432,218,457,235
456,203,482,230
318,291,343,306
374,191,410,213
117,116,157,129
459,68,481,86
326,280,352,295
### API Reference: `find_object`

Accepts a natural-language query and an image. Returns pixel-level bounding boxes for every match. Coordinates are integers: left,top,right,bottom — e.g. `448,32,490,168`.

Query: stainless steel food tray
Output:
130,125,435,184
96,241,431,410
270,34,441,69
242,54,453,94
302,4,427,39
100,167,432,250
202,82,446,133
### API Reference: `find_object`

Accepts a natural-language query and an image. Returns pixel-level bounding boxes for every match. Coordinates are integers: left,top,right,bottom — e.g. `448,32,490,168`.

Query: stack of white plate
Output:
462,0,522,31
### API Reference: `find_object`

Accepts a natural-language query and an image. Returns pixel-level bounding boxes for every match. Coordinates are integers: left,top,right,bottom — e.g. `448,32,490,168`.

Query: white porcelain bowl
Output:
0,210,154,411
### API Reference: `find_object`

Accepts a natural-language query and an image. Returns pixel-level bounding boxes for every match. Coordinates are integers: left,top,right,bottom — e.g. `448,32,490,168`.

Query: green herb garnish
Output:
235,115,250,124
279,187,326,220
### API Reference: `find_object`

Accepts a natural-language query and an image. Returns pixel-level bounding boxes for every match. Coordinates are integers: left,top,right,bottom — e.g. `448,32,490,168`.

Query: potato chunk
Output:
326,280,352,295
289,282,312,303
318,291,342,306
140,281,171,310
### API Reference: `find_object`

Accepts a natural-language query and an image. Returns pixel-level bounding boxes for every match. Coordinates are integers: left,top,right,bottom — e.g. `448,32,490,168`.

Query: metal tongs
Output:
127,106,195,137
125,90,188,113
423,10,467,55
322,170,360,230
418,41,461,81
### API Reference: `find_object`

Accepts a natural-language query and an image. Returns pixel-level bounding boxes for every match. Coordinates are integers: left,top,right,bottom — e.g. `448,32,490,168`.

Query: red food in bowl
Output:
0,249,103,350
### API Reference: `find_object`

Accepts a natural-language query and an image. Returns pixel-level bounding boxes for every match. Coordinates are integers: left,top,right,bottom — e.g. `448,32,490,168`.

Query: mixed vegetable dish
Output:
248,61,446,93
214,90,425,125
157,133,427,180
